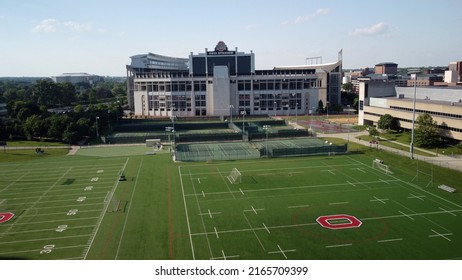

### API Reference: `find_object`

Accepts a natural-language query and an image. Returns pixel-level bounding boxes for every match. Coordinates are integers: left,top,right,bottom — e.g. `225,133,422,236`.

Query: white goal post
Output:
372,159,391,174
228,168,242,184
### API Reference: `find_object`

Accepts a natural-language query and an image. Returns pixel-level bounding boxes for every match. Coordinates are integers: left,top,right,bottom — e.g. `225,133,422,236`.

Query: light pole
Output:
95,116,100,139
326,101,329,119
241,110,246,134
274,101,277,117
228,104,234,123
295,102,299,123
410,74,417,159
263,125,270,158
165,126,174,153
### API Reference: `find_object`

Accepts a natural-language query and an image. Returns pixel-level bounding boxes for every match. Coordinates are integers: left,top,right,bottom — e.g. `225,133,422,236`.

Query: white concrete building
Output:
126,42,342,118
358,80,462,141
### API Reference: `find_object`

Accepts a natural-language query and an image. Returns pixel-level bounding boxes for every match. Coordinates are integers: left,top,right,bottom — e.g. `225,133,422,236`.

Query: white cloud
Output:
63,21,92,33
245,24,257,30
350,22,391,37
32,19,92,34
32,19,60,33
285,8,331,25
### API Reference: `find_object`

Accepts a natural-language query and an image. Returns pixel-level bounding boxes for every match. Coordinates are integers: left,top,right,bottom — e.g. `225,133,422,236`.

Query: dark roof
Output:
375,62,398,66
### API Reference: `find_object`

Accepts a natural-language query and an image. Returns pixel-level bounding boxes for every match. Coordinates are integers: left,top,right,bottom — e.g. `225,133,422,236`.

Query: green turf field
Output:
1,146,461,260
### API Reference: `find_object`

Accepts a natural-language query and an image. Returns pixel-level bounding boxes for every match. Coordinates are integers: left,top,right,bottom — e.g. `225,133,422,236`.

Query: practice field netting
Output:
178,155,462,259
175,138,347,162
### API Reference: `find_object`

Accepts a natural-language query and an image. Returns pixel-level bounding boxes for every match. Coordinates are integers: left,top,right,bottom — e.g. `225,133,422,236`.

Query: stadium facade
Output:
126,41,342,118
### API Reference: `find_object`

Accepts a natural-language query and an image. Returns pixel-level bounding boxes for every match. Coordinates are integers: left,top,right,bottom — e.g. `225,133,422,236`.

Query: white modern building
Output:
358,80,462,141
51,73,104,84
126,41,342,118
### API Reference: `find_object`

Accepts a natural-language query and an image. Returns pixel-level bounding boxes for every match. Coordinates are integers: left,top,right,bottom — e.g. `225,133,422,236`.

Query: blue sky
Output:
1,0,461,76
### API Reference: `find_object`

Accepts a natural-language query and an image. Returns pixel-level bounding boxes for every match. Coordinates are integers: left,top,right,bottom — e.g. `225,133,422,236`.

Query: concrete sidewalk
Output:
318,131,462,172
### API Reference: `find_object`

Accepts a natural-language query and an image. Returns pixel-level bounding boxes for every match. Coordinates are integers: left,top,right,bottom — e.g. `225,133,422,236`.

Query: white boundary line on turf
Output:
394,200,452,232
0,234,92,246
183,179,399,197
267,244,296,259
429,229,452,241
178,166,196,260
377,238,403,243
398,210,415,220
83,157,129,260
187,168,214,259
182,162,363,177
326,243,352,248
262,223,271,234
329,202,349,205
288,204,310,209
370,196,389,204
0,171,30,194
0,244,87,256
191,208,462,238
439,207,457,217
347,156,462,210
242,212,265,251
114,157,144,260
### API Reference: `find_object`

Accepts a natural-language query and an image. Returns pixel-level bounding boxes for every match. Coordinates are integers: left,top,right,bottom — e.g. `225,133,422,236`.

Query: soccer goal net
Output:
372,159,391,174
228,168,242,184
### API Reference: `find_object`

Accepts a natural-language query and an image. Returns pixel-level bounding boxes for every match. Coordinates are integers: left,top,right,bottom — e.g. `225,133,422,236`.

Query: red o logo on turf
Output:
0,212,15,224
316,214,362,230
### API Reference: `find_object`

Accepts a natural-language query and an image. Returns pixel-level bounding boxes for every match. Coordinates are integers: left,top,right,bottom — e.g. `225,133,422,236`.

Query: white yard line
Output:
83,158,129,260
178,166,196,260
114,158,144,260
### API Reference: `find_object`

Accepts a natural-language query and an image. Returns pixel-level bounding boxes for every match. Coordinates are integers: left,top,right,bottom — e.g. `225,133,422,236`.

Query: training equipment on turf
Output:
412,160,433,188
228,168,242,184
372,159,391,174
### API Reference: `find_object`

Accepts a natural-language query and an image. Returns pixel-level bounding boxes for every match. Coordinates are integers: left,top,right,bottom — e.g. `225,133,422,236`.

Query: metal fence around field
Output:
175,142,260,162
175,138,348,162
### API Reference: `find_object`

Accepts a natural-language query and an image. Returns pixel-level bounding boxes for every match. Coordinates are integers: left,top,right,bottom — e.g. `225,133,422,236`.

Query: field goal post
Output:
372,159,391,174
412,160,434,188
228,168,242,184
0,199,7,210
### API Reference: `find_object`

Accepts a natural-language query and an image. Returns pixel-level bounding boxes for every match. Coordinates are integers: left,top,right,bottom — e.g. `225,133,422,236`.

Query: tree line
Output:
0,79,126,143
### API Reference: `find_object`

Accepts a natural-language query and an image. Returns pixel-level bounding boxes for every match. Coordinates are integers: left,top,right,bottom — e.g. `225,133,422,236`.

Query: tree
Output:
368,126,379,138
341,82,353,93
378,114,399,131
414,113,439,148
316,100,324,114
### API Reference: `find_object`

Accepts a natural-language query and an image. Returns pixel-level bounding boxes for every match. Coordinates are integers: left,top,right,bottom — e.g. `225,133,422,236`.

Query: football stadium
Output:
1,118,462,260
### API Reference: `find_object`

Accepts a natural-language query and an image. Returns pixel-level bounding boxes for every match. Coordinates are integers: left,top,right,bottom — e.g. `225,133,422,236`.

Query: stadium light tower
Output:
410,74,417,160
95,116,100,139
263,125,271,158
241,110,246,134
229,104,234,123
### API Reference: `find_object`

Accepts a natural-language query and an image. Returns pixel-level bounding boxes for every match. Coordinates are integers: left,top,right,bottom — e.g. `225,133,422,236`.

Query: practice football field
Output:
1,148,462,260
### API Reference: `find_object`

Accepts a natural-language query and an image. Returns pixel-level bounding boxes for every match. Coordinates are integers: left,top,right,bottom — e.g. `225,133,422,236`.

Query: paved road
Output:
318,131,462,172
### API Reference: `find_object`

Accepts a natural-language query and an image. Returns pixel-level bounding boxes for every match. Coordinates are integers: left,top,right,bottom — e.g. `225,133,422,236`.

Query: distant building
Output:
126,41,342,117
358,80,462,141
407,75,443,87
375,62,398,75
51,73,104,84
448,61,462,82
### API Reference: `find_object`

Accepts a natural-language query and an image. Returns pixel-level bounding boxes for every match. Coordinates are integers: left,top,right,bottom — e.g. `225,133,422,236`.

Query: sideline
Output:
319,131,462,172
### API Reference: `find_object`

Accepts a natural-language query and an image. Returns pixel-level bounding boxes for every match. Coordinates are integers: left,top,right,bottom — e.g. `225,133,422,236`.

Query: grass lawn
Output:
357,135,435,157
1,143,461,260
